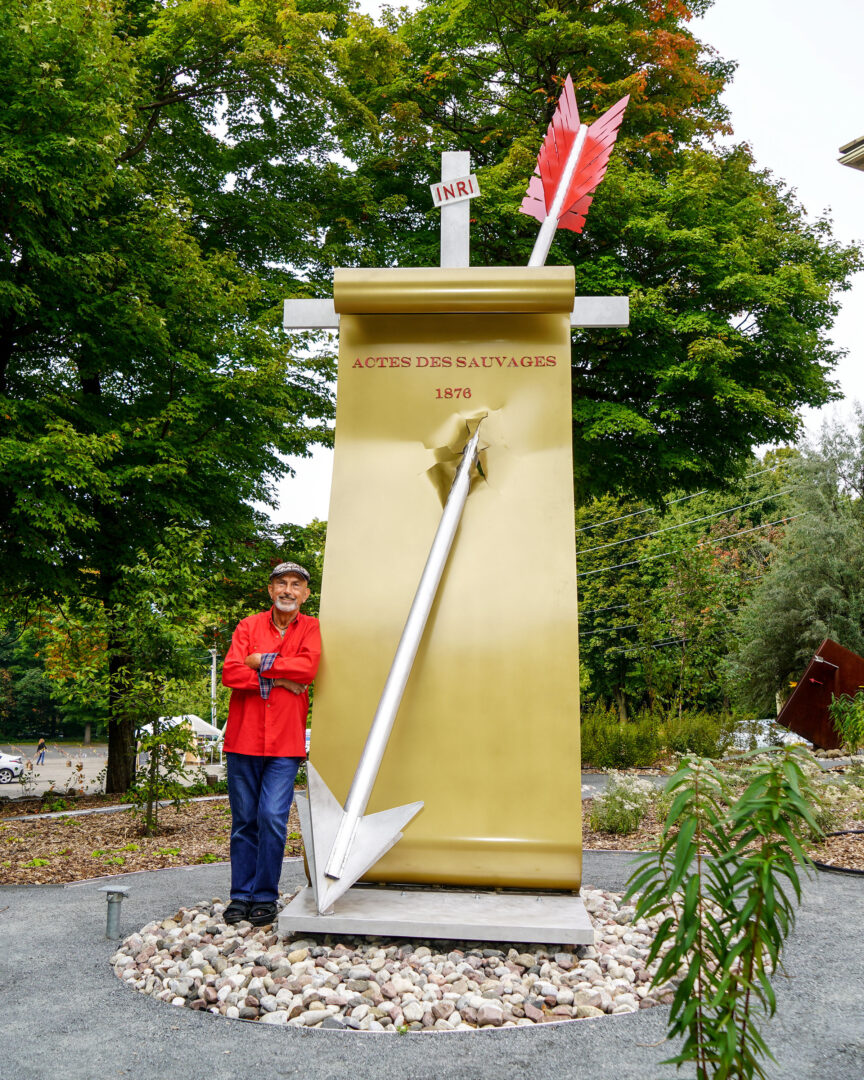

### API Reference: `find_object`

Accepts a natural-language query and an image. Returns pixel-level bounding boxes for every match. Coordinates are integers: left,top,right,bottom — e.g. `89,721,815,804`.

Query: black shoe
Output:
223,899,252,925
248,902,278,927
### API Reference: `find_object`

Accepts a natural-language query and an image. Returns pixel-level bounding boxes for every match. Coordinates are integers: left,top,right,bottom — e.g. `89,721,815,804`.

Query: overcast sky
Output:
274,0,864,525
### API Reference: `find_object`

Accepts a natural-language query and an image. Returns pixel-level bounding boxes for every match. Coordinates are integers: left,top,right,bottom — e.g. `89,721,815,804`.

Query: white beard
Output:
274,597,298,612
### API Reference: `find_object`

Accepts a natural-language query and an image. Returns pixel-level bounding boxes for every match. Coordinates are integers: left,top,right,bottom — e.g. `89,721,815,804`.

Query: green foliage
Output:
625,748,822,1079
725,418,864,712
588,772,659,835
663,711,734,760
576,451,798,717
338,0,861,503
828,691,864,754
581,704,661,769
0,0,356,789
185,778,229,796
124,717,200,838
581,704,733,768
0,627,72,739
41,797,68,813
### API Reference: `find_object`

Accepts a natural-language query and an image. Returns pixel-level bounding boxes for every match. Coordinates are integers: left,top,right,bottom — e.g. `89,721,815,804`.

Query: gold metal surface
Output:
311,268,582,890
333,266,575,314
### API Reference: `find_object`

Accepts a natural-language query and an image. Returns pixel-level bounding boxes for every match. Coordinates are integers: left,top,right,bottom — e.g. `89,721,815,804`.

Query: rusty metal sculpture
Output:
777,638,864,749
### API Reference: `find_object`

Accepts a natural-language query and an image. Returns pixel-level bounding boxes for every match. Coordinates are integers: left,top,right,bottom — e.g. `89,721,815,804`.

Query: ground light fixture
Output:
100,885,130,940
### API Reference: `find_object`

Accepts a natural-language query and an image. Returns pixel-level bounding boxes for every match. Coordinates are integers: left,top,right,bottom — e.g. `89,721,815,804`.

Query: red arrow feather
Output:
521,78,629,236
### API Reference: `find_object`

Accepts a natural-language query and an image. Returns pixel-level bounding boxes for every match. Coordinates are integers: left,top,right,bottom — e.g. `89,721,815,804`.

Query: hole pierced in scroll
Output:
425,414,489,506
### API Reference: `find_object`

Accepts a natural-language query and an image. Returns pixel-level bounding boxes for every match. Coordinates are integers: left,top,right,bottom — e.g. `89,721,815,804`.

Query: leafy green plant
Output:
22,857,50,868
662,711,734,759
828,691,864,753
588,772,660,835
625,747,822,1079
197,852,220,863
154,847,180,857
41,797,68,813
581,706,662,769
124,712,199,837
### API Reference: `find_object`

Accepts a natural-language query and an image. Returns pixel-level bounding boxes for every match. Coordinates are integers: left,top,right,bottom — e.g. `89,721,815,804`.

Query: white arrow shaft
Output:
324,426,482,879
528,122,589,268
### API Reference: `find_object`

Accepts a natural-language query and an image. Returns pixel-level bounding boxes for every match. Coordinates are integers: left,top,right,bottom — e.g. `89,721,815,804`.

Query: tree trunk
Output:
105,625,136,794
613,686,628,723
83,722,91,746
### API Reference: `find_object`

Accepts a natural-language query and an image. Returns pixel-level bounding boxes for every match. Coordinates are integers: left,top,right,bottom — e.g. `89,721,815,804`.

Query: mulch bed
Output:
809,829,864,874
581,800,864,874
0,798,302,886
0,792,136,819
1,790,862,886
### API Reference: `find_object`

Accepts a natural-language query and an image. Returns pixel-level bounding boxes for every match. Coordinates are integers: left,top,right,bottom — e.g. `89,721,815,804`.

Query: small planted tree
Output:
828,691,864,755
36,527,218,831
625,747,823,1080
125,710,200,837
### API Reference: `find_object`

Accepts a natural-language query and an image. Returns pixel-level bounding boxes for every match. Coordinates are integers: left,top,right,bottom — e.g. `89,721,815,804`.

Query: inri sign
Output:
430,174,480,208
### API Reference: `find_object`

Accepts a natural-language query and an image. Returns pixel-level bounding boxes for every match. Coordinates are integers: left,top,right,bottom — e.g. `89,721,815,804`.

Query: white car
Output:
0,751,24,784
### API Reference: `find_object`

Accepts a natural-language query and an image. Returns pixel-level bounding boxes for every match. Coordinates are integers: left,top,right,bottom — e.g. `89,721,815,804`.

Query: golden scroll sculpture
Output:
307,266,582,895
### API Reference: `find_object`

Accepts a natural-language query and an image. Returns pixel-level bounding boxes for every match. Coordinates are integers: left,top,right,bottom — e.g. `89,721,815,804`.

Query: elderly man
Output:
221,561,321,926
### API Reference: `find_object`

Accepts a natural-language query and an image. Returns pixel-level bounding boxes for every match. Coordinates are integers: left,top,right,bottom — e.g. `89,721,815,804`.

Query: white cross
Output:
437,150,473,268
283,152,628,330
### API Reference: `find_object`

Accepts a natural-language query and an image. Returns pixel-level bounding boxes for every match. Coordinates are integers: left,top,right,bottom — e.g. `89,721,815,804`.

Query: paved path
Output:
2,852,861,1080
0,744,223,799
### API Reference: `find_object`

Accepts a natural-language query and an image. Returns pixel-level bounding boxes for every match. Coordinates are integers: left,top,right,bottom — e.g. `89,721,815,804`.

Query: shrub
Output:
662,710,734,759
588,772,659,834
581,705,661,769
828,691,864,753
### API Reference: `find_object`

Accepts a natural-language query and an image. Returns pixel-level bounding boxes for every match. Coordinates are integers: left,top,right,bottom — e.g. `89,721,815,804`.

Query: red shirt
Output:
222,609,321,756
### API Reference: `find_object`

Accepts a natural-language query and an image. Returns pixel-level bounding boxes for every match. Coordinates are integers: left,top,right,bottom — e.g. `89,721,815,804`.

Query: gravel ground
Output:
1,852,863,1080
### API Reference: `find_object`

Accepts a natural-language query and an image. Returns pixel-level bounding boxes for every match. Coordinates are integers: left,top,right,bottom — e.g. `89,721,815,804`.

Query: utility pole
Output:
208,647,219,730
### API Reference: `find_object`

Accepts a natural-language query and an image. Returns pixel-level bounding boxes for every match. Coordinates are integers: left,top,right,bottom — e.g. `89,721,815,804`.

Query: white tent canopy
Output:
139,714,222,740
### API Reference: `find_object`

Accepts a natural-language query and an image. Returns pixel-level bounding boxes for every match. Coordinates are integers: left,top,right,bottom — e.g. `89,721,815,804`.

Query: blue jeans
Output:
226,753,302,904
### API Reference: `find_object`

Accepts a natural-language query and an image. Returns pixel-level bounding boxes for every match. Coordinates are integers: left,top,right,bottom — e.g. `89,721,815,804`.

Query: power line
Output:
582,600,744,639
607,637,687,654
576,488,795,555
574,463,788,534
579,602,631,616
579,622,639,637
578,514,805,578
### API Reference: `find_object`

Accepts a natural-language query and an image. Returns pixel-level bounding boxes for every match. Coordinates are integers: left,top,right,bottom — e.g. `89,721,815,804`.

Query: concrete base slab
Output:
278,884,595,945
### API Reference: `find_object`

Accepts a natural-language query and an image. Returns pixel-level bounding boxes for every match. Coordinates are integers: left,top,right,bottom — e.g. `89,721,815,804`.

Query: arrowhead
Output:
300,762,423,915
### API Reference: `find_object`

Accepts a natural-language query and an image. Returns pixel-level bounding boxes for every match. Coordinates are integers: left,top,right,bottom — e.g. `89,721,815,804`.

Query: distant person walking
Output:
35,738,47,766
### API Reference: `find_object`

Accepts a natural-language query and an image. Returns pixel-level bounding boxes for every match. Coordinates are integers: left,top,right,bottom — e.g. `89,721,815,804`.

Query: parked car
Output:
0,751,24,784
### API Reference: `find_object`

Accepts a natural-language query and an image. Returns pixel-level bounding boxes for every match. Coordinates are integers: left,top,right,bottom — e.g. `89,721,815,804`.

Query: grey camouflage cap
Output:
269,561,310,583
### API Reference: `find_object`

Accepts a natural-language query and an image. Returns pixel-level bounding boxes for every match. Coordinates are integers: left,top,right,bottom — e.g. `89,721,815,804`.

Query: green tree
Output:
577,453,797,717
0,0,355,788
336,0,861,502
725,418,864,713
0,627,60,738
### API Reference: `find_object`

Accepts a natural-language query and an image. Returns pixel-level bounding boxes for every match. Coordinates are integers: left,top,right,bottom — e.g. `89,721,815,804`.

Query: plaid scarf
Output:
257,652,279,699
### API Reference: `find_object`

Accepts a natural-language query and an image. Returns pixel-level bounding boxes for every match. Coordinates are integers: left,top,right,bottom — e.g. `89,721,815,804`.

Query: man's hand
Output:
273,678,306,695
244,653,263,670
